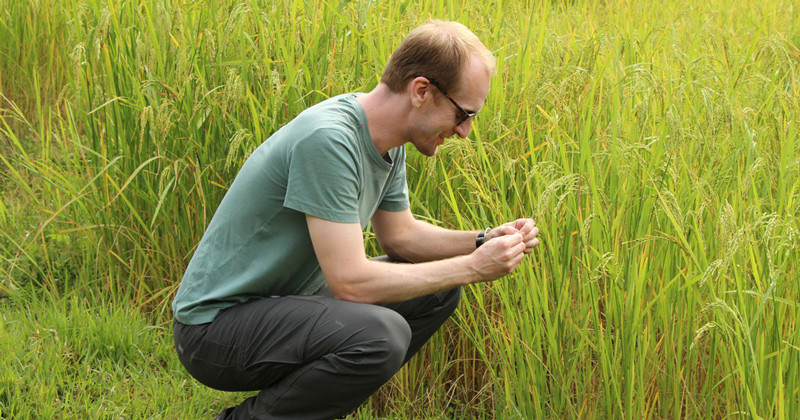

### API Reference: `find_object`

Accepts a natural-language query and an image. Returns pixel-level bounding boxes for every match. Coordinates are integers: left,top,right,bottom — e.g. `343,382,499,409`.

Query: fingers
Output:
500,219,539,253
514,218,532,233
472,231,531,282
523,236,540,254
523,222,539,254
516,218,536,235
487,225,518,241
495,218,536,236
500,232,526,261
497,239,524,275
489,232,524,264
496,231,523,244
483,218,541,255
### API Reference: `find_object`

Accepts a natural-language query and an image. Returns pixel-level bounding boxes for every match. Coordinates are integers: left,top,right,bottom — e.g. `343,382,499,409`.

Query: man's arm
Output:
371,208,541,263
307,214,527,304
370,208,477,263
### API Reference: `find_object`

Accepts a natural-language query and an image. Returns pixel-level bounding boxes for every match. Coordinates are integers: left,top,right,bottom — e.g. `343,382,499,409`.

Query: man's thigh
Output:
173,294,410,392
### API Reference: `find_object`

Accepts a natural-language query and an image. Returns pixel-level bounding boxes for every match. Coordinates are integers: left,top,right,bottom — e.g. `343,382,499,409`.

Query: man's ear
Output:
408,77,431,109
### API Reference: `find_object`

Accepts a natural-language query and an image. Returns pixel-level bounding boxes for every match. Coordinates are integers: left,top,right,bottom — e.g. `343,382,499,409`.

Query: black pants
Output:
173,284,462,420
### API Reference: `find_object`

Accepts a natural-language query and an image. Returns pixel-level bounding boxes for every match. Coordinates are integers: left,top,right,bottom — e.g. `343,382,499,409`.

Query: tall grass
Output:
1,0,798,418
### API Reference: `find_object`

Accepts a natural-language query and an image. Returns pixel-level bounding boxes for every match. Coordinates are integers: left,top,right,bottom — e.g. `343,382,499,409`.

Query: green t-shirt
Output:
172,93,409,324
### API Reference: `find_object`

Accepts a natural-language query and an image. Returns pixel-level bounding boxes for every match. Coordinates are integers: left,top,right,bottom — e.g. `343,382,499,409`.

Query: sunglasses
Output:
425,78,478,126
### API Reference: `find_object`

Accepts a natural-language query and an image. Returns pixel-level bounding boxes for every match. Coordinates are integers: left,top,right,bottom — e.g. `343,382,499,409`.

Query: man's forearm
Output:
330,255,478,303
381,220,481,263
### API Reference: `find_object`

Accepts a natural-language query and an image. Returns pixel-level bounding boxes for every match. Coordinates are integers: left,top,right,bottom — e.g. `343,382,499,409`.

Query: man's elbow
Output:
378,239,412,263
382,248,404,263
327,280,379,304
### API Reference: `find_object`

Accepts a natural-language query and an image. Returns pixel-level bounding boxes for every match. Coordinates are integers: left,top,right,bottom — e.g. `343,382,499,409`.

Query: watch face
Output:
476,231,486,248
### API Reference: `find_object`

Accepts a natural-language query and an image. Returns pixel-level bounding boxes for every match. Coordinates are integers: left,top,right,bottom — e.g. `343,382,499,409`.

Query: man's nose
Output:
454,118,473,138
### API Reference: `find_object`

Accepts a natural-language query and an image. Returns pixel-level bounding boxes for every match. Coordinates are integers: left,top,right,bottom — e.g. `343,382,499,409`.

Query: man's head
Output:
381,20,497,96
362,20,495,156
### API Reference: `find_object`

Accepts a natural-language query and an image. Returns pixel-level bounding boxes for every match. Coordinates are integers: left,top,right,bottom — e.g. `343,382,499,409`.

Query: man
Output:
172,20,540,420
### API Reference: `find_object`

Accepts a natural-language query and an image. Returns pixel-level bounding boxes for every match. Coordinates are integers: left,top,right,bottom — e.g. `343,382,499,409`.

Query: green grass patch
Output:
0,288,250,419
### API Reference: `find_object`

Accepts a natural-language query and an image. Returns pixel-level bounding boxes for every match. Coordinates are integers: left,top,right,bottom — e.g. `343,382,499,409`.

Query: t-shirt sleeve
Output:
378,147,410,212
283,130,361,223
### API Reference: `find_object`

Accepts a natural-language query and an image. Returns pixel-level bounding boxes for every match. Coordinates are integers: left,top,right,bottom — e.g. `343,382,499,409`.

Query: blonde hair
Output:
381,20,496,94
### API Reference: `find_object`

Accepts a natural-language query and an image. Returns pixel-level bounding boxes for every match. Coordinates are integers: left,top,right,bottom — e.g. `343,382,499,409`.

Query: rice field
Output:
1,0,798,418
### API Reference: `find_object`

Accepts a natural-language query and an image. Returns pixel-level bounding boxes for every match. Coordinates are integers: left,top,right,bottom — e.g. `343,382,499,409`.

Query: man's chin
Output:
412,144,438,157
429,137,447,155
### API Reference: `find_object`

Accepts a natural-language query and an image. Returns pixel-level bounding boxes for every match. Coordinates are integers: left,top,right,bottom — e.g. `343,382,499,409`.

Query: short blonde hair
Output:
381,20,496,94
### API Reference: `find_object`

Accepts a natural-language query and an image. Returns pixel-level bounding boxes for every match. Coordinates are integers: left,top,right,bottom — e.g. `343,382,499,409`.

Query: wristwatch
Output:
475,227,492,248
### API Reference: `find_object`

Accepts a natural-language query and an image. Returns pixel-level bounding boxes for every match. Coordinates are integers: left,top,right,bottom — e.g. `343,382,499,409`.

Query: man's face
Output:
410,57,492,156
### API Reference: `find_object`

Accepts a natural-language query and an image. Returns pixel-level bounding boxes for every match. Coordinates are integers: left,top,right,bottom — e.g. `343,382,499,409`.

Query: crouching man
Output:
172,19,540,420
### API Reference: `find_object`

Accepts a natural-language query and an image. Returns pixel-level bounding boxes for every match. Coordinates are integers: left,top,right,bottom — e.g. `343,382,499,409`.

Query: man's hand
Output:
470,232,527,281
486,218,540,254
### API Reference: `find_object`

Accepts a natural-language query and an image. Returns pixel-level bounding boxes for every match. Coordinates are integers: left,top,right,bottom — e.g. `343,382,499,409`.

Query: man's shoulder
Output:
297,93,363,121
288,95,367,148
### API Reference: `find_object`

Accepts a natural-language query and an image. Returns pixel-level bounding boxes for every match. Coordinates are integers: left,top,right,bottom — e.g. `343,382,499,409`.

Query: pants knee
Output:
360,308,411,377
443,286,462,312
433,286,462,319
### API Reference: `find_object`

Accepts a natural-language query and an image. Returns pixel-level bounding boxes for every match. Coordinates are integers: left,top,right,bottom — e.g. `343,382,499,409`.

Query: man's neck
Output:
356,84,408,156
